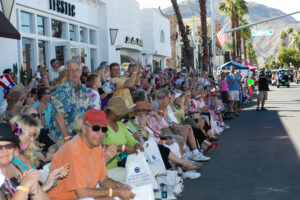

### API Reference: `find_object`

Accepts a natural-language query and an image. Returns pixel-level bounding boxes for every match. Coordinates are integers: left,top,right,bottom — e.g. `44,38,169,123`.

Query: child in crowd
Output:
86,74,102,110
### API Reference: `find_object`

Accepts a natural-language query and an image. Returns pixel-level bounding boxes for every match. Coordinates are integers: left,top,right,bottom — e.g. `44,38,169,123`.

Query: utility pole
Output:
211,0,216,74
188,0,196,69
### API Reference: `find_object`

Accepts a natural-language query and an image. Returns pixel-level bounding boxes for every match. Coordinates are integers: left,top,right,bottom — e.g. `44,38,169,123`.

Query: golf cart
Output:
277,69,290,88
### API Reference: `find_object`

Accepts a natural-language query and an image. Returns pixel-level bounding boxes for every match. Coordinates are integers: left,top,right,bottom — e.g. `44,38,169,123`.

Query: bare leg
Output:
168,151,202,170
185,125,198,151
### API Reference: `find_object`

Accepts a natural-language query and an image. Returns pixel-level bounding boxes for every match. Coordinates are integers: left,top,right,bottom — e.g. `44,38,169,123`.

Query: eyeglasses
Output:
30,113,40,118
84,122,108,133
67,69,81,74
0,143,16,151
43,92,51,95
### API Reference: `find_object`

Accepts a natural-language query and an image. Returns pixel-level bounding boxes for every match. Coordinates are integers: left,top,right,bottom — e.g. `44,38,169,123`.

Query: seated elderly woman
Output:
126,101,202,173
0,123,49,199
21,106,57,164
101,96,143,170
9,114,68,192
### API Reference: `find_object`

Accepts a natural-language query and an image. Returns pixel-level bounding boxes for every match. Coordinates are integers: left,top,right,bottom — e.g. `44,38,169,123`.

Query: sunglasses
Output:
84,122,108,133
0,143,16,151
30,113,40,118
46,70,49,72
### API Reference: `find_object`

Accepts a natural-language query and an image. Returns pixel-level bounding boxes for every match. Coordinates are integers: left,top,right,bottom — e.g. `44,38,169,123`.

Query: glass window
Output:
37,16,45,35
22,38,33,82
81,48,86,66
69,24,76,41
21,11,32,33
55,46,65,66
89,30,96,45
80,27,87,43
38,40,46,65
71,47,79,58
52,19,64,38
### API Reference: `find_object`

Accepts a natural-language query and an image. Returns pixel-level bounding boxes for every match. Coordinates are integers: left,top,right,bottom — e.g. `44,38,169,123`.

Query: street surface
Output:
183,83,300,200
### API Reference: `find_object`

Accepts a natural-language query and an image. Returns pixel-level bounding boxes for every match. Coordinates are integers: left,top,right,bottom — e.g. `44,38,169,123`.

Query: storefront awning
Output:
0,11,20,40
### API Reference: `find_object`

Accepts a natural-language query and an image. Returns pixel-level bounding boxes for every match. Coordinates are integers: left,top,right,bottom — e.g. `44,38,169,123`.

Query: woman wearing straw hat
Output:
102,96,143,170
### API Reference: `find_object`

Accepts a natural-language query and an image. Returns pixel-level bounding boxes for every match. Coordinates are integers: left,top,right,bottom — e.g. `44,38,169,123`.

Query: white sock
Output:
221,122,225,125
193,149,200,155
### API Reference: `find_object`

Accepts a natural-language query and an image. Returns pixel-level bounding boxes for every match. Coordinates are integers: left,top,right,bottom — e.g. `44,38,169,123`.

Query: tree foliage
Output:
277,47,300,68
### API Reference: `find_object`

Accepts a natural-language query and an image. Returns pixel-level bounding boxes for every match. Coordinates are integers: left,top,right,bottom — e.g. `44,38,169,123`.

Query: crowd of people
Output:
0,58,254,200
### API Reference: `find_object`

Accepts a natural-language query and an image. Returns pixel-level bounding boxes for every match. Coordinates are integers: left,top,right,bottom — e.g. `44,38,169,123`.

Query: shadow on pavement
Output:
182,103,300,200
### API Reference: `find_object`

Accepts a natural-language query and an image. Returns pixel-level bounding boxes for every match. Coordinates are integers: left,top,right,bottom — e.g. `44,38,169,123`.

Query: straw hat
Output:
105,96,135,116
134,101,152,112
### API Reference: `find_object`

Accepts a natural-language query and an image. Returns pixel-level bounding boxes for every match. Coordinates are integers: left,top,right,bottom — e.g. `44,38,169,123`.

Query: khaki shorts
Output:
258,91,268,101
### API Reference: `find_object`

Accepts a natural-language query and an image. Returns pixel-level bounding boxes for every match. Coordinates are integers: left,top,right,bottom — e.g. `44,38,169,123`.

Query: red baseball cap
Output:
83,109,108,126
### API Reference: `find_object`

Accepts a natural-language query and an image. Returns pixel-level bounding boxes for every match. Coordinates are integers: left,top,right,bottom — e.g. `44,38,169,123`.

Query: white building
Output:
0,0,171,79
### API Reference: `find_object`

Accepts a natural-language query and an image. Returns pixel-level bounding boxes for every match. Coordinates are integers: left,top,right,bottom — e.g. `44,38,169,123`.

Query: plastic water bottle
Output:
160,183,167,199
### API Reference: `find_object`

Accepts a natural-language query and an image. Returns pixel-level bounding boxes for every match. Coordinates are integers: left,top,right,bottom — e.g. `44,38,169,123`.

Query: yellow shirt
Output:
111,77,133,106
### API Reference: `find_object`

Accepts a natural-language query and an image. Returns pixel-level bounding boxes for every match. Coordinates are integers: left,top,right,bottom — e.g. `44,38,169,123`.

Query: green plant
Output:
13,63,18,75
19,67,25,85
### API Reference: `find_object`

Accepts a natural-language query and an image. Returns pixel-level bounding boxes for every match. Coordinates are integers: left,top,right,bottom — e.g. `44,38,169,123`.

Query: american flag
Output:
217,28,227,46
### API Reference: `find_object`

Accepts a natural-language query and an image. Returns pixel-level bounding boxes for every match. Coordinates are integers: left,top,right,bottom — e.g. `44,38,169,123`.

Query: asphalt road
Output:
183,82,300,200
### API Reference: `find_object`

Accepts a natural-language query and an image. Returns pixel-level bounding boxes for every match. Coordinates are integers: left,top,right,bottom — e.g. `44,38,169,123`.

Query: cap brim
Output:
88,120,108,126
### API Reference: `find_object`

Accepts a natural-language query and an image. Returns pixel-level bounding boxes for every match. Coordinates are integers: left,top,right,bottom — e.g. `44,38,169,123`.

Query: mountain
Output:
163,0,300,66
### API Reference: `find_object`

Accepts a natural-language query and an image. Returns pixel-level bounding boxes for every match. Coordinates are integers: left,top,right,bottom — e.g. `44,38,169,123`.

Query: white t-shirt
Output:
86,88,101,110
166,105,179,124
48,67,59,82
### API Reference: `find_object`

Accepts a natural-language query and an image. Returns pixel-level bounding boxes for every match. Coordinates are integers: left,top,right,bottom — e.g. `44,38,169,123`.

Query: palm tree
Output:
240,18,251,61
234,0,248,58
223,40,233,55
171,0,193,68
289,28,300,53
280,30,288,47
198,0,209,72
219,0,237,59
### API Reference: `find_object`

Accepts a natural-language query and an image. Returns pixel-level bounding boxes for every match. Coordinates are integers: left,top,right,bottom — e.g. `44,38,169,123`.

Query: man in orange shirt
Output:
48,109,135,200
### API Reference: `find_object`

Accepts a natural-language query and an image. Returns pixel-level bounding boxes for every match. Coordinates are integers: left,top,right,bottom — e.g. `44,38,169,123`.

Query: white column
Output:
146,54,153,71
161,57,166,70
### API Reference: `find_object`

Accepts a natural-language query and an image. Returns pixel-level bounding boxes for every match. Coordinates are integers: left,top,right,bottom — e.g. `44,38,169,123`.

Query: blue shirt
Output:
33,101,52,128
49,80,91,139
226,73,239,91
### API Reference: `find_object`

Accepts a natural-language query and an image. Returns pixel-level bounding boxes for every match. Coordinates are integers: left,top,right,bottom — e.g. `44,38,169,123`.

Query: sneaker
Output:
221,123,230,129
261,107,268,111
256,108,260,111
177,167,183,175
191,153,211,162
182,171,201,179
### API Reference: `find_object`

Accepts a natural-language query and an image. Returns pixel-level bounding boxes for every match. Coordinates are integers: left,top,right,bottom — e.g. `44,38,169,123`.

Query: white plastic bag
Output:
125,152,158,189
143,138,166,174
156,170,178,200
131,184,155,200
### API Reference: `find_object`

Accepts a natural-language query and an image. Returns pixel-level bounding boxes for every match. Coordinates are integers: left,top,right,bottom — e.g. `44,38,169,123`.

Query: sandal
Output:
204,142,219,154
182,161,202,170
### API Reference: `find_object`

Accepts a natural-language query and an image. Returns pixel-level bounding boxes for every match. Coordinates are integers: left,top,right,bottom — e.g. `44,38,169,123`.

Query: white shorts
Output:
228,90,239,101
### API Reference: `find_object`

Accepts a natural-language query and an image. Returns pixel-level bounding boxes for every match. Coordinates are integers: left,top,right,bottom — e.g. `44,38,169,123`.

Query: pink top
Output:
220,80,228,92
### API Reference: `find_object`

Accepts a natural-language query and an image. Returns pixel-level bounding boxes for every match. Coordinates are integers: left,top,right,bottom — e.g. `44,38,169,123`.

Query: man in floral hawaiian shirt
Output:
50,59,91,146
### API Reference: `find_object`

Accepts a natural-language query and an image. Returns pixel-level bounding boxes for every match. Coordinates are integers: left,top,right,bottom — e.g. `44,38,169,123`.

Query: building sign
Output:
125,36,143,47
49,0,75,17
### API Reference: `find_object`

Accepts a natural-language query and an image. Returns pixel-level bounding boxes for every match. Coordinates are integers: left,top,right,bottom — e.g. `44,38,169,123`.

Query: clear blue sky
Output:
137,0,300,21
